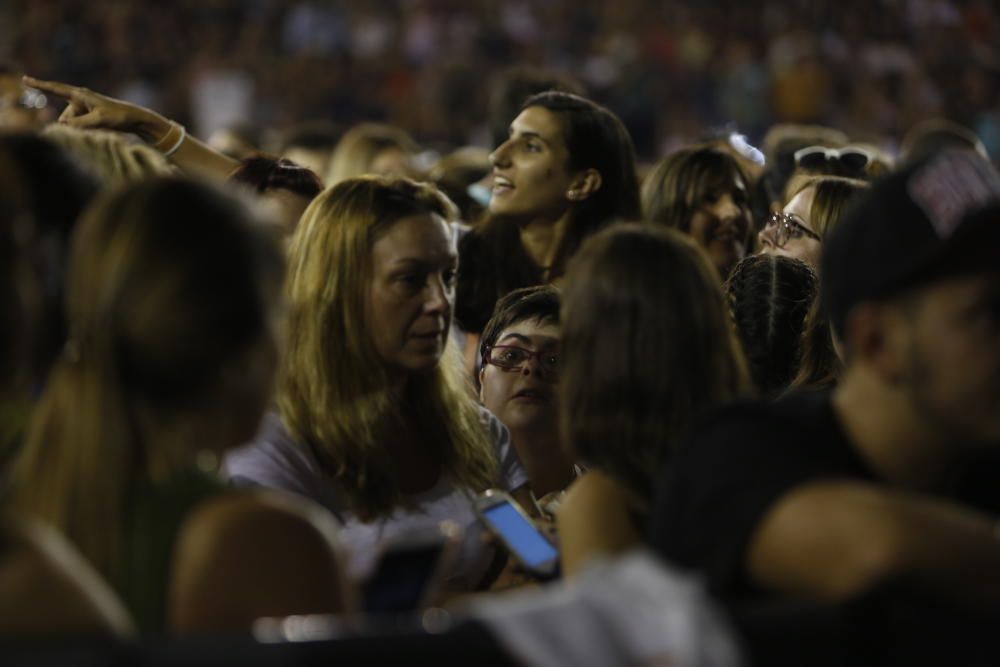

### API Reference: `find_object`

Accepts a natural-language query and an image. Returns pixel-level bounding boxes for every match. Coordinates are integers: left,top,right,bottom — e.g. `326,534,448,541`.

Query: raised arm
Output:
24,75,238,181
748,480,1000,617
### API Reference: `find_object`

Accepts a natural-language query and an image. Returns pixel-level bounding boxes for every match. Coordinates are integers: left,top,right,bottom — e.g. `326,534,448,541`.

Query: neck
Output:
510,426,575,497
519,211,572,276
832,367,963,491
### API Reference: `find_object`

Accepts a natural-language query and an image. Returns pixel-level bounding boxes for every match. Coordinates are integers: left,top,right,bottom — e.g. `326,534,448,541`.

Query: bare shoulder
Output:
556,471,642,578
0,515,134,637
168,490,350,634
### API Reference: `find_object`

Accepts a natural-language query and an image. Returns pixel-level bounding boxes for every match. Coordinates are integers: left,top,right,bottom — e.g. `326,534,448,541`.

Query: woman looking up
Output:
455,92,641,335
757,175,868,269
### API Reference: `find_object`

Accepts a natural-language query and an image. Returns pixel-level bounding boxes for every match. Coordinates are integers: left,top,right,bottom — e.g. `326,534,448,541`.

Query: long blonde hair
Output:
279,176,496,519
10,178,283,578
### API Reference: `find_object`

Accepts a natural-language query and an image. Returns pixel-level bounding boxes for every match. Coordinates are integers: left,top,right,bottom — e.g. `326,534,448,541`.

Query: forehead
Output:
371,213,456,263
498,316,560,343
510,106,566,146
688,160,744,198
783,186,816,219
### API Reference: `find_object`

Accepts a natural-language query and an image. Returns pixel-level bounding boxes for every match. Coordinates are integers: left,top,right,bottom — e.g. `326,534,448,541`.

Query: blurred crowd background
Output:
2,0,999,160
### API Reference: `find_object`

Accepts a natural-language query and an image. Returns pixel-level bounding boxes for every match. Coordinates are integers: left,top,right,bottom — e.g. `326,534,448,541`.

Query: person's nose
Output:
489,139,512,168
758,225,776,249
712,194,743,222
423,274,452,316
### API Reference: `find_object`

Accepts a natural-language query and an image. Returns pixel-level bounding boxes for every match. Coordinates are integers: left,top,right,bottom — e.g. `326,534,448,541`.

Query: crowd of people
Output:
0,13,999,664
3,0,999,156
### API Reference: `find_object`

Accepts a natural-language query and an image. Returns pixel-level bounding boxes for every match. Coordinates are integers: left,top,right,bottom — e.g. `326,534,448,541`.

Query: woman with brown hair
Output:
10,178,346,633
642,145,754,281
555,224,750,576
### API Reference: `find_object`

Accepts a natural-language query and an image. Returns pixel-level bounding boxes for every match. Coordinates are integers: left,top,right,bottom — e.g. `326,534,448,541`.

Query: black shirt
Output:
650,389,1000,601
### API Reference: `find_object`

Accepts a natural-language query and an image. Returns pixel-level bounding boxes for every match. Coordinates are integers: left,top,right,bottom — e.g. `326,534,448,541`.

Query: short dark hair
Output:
227,155,323,199
479,285,561,367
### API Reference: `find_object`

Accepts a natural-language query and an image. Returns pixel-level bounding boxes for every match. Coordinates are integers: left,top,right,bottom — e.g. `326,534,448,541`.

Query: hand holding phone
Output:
476,489,559,579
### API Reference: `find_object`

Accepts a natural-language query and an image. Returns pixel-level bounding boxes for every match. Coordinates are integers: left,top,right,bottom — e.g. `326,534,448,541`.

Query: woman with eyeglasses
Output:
642,145,754,281
478,286,574,502
758,175,869,269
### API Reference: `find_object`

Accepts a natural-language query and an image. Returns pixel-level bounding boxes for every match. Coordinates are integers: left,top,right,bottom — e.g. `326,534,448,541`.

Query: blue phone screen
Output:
483,503,558,567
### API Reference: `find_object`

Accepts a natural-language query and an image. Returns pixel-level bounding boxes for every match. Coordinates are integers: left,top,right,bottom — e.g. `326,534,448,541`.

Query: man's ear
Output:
842,303,910,385
566,169,602,202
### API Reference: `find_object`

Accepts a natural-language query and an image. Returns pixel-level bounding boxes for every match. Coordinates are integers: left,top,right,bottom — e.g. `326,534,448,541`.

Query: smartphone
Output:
361,522,460,615
475,489,559,578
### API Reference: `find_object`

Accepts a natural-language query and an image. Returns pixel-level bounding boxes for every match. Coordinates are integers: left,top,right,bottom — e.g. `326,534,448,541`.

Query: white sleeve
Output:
480,407,529,491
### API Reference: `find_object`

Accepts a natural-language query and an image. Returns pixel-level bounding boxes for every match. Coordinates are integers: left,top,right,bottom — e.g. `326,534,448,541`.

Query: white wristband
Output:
161,124,186,158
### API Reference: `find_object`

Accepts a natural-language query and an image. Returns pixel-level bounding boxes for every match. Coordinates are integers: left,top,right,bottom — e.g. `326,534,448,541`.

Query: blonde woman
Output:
758,175,869,268
324,122,417,186
10,178,347,633
225,176,529,590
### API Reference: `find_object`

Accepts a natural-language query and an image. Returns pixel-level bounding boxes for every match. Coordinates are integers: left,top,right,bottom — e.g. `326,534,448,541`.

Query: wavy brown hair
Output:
279,176,497,519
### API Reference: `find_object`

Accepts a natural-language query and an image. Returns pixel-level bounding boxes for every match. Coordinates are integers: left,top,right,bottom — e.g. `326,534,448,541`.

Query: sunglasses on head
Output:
794,146,872,174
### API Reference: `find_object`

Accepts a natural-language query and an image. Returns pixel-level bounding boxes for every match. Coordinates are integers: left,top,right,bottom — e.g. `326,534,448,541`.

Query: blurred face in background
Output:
687,174,752,280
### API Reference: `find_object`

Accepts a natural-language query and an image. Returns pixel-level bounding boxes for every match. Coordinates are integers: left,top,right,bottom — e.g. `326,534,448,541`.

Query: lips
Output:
493,175,514,195
512,387,550,402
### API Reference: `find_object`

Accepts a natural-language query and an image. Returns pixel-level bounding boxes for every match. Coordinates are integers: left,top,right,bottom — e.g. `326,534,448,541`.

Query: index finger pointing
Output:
22,76,83,101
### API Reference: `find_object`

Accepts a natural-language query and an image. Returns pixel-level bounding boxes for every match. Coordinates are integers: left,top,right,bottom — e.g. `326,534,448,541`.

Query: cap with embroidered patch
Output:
822,150,1000,335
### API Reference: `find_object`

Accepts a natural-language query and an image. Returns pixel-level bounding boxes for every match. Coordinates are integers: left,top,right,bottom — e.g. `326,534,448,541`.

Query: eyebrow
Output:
498,332,558,346
508,127,551,146
390,253,458,266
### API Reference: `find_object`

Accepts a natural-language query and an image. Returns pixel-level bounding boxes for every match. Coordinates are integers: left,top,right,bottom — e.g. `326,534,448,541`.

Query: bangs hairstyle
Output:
642,146,749,233
280,176,496,519
560,224,749,506
479,284,561,368
784,175,870,239
11,178,283,577
519,92,641,278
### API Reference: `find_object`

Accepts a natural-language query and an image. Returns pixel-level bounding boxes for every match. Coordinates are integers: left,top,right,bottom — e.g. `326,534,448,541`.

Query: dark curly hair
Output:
724,254,818,397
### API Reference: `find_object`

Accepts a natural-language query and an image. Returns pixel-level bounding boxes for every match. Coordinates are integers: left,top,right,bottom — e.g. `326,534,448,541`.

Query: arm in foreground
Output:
748,480,1000,617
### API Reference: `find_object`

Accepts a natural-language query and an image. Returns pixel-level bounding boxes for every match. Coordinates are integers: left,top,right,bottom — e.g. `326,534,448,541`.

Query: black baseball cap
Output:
822,150,1000,336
